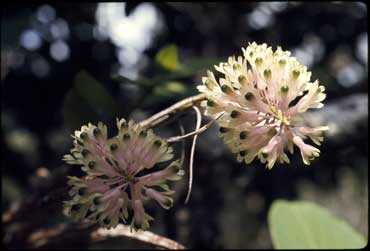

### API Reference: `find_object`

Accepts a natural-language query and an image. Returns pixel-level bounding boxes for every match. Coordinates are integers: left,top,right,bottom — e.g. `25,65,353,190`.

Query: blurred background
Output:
1,2,368,249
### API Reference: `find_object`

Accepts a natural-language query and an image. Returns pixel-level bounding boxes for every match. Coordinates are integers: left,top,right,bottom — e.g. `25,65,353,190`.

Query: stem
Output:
92,224,186,249
184,106,202,204
167,113,222,143
177,120,186,166
138,93,207,129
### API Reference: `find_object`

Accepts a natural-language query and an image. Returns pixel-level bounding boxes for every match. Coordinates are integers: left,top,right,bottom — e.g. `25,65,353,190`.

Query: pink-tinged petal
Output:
259,135,289,169
131,199,153,230
138,161,182,186
286,80,326,116
297,126,329,145
144,188,173,209
293,136,320,165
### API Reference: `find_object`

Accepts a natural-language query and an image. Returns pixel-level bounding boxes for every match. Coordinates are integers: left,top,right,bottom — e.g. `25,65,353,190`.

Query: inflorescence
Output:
197,42,328,169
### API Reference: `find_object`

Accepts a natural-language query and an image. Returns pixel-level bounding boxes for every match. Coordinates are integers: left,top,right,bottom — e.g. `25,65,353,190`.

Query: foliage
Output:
268,200,367,249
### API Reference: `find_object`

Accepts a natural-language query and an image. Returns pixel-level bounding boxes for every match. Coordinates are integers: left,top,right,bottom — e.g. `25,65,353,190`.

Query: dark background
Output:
2,2,368,249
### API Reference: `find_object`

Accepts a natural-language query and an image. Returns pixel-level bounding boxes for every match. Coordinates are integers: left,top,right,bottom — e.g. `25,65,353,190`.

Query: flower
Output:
62,119,184,230
197,42,328,169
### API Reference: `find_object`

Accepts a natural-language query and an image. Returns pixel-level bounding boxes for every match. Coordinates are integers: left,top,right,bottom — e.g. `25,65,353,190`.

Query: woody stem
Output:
137,93,207,129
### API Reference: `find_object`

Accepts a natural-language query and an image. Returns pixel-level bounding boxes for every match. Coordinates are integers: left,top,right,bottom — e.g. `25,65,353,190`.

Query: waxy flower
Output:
197,42,328,168
63,119,184,230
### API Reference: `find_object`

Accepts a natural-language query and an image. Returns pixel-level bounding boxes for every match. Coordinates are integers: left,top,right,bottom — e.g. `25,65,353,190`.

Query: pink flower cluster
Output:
63,119,183,230
197,42,328,168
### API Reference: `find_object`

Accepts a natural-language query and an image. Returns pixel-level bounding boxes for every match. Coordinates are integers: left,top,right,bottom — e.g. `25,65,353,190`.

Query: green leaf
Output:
155,44,178,71
111,74,152,87
74,71,119,116
153,81,188,96
182,57,223,72
268,200,367,249
2,176,23,205
62,70,120,130
62,88,99,131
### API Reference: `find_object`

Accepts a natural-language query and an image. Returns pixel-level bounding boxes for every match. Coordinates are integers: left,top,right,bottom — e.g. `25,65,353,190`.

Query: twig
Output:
184,106,202,204
177,120,186,166
167,113,222,143
138,93,206,129
26,222,186,250
91,224,186,250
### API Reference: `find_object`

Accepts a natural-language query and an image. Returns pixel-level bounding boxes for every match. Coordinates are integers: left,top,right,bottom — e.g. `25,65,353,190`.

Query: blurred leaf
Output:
268,200,367,249
62,71,119,130
2,176,23,205
153,81,188,96
62,88,99,131
152,56,222,83
111,74,152,87
182,57,222,72
155,44,178,71
74,71,119,116
112,54,222,90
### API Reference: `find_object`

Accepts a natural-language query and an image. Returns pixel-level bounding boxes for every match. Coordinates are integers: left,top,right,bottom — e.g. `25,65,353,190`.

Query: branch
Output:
138,93,206,129
167,113,222,143
91,224,186,250
26,222,186,250
177,120,186,166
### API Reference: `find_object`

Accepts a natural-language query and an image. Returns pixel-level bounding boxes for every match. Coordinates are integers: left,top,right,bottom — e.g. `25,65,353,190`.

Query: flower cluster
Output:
197,42,328,169
63,119,184,230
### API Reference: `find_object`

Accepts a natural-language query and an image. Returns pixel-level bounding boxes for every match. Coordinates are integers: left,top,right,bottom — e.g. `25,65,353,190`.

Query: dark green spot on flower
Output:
110,143,118,151
78,187,87,196
93,128,101,137
240,131,248,140
207,99,215,107
81,149,90,157
292,70,300,79
123,133,130,141
139,130,147,138
281,85,289,93
80,132,88,140
240,150,247,157
238,75,246,83
233,63,241,70
263,68,271,78
172,164,180,173
221,85,232,94
93,197,101,205
279,59,286,65
245,92,254,101
219,127,229,133
230,110,239,118
255,57,263,66
163,198,173,208
154,140,162,147
88,161,96,169
121,122,128,129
